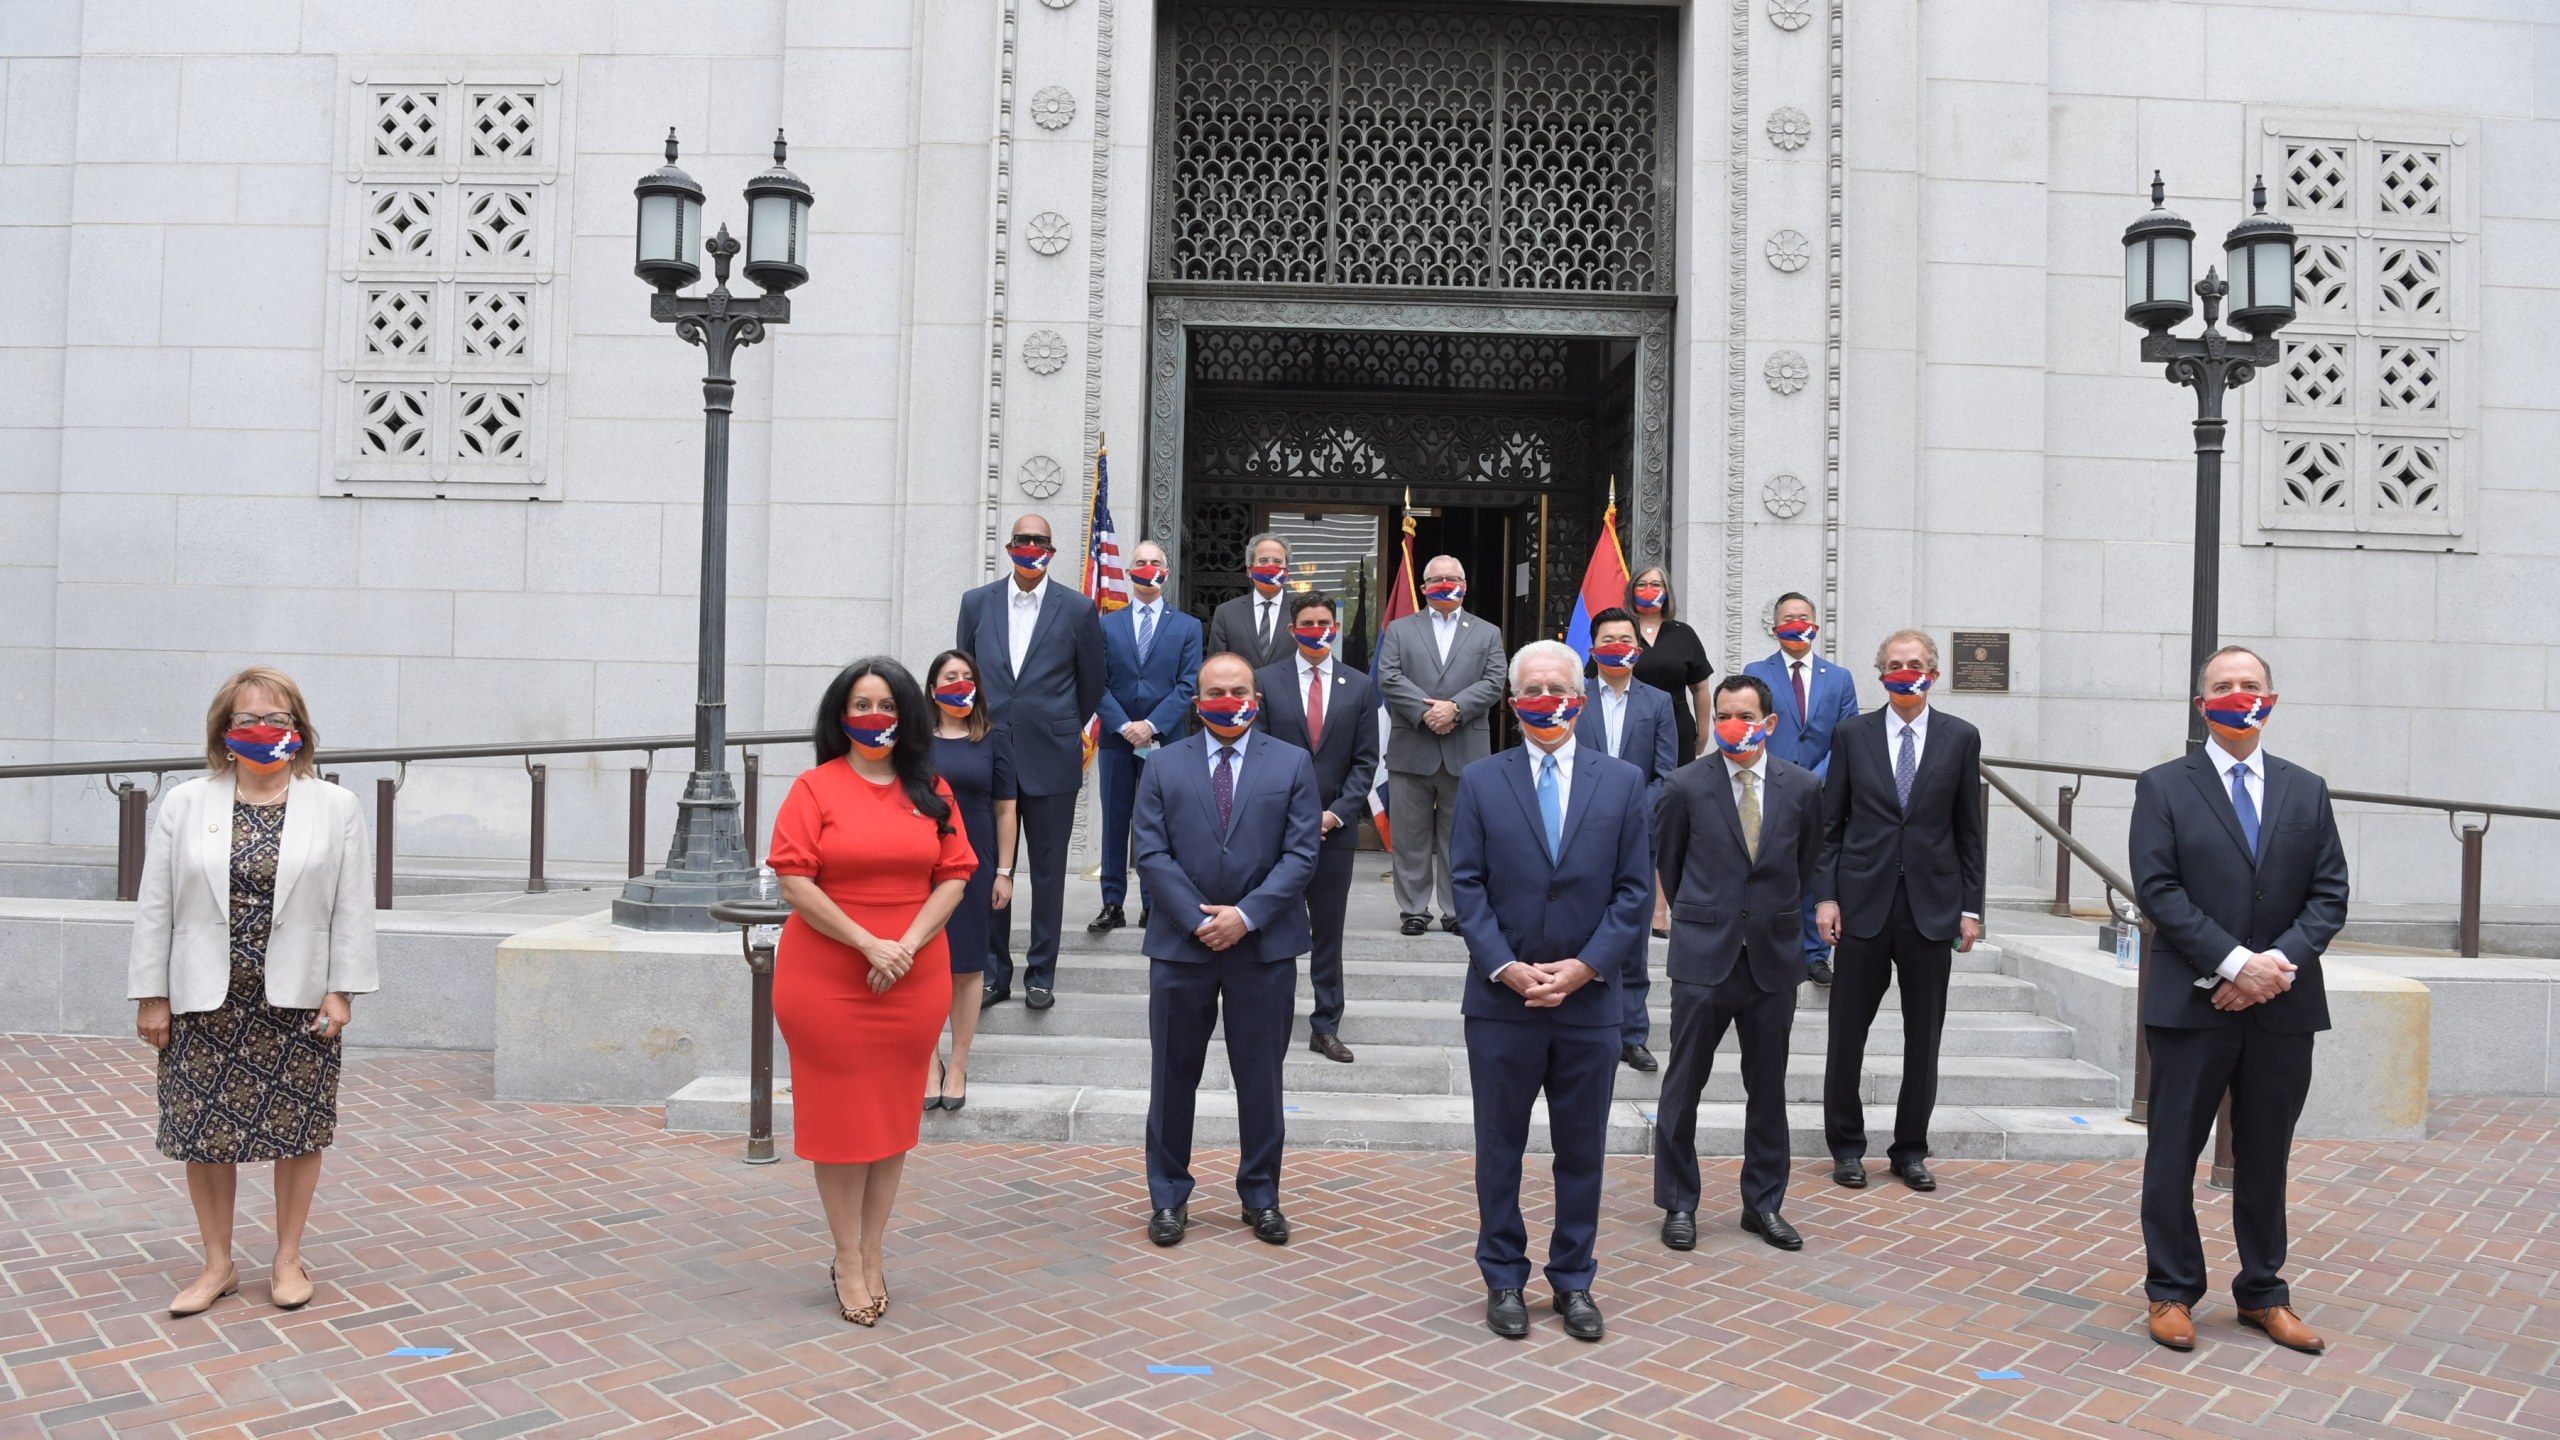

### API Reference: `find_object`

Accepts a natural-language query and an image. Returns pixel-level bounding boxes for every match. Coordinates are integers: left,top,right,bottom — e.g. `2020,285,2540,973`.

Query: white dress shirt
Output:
1205,726,1260,932
1722,747,1769,809
1006,576,1050,677
2203,733,2269,984
1254,593,1281,650
1597,677,1630,756
1491,737,1577,983
1431,607,1463,665
1128,595,1162,651
1295,652,1330,706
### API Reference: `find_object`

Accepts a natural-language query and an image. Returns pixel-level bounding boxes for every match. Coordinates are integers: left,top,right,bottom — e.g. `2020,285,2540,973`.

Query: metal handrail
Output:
1980,766,2142,925
1986,755,2560,823
0,729,809,782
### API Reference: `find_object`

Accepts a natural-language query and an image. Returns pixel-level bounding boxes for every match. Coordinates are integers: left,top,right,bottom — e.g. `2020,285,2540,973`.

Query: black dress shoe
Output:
1243,1206,1290,1244
1399,914,1429,937
1806,957,1835,986
1484,1287,1529,1339
1138,905,1151,927
979,984,1010,1010
1309,1032,1354,1064
1892,1161,1937,1192
1660,1210,1697,1251
1087,903,1126,934
1741,1210,1804,1251
1147,1205,1189,1246
1620,1043,1658,1073
1439,915,1461,935
1832,1160,1868,1188
1025,987,1055,1011
1552,1289,1604,1341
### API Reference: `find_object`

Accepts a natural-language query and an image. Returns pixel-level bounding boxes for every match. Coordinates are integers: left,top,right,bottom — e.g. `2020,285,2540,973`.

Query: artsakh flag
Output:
1080,439,1127,772
1563,493,1630,661
1366,510,1421,848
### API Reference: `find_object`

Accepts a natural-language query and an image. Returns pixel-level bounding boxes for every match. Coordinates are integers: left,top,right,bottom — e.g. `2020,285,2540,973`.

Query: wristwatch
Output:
995,867,1014,877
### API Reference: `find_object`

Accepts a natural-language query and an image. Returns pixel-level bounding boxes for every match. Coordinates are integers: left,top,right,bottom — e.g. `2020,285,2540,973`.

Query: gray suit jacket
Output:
1375,609,1507,776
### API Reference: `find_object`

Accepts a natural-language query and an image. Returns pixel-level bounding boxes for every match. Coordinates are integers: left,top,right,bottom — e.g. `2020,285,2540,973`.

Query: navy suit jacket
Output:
2129,747,2350,1033
1654,755,1825,991
1815,705,1986,942
1254,656,1382,853
954,578,1106,797
1131,730,1322,964
1098,602,1202,745
1448,745,1654,1029
1743,650,1860,777
1572,678,1678,814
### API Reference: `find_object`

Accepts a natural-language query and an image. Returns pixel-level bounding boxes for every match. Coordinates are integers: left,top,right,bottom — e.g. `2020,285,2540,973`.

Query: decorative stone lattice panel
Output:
372,89,440,159
360,387,430,455
2280,339,2346,409
2376,343,2442,413
461,289,531,358
2374,439,2443,512
464,189,536,260
2376,244,2445,318
454,388,529,459
2294,240,2351,319
2277,436,2349,513
2281,143,2350,213
1156,3,1673,293
467,90,539,160
362,287,432,356
2377,148,2444,218
365,188,435,258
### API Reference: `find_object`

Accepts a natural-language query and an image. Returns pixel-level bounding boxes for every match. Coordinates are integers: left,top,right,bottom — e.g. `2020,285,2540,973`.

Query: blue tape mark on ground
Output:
388,1347,454,1358
1976,1369,2025,1381
2069,1115,2089,1125
1286,1105,1302,1112
1147,1364,1214,1375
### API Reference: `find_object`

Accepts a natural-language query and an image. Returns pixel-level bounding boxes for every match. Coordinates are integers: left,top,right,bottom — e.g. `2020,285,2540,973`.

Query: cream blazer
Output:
127,774,381,1015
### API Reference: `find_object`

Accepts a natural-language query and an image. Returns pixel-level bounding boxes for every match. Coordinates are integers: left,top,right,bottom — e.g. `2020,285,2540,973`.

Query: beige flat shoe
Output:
170,1263,240,1318
271,1260,314,1311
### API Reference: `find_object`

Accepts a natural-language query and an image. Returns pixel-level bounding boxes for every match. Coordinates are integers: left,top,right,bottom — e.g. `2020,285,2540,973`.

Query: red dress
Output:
767,761,977,1163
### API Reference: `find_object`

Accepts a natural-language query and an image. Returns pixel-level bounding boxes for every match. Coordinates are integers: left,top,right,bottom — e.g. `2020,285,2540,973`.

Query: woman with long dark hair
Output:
766,657,976,1326
922,648,1015,1112
1625,566,1717,766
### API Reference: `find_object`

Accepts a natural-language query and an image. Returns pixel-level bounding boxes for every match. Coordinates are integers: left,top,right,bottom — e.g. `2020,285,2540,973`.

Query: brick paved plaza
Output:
1,1034,2552,1440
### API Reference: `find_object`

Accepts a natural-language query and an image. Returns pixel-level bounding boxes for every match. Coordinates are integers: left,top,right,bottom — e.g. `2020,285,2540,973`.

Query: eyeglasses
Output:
229,712,297,730
1008,534,1055,550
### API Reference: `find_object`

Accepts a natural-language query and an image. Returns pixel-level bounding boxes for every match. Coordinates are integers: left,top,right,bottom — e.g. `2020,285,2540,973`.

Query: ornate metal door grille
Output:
1154,2,1675,292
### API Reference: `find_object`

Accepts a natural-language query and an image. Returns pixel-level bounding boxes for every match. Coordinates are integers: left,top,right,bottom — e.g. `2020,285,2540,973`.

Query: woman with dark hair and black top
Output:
922,648,1016,1112
1625,565,1717,766
766,656,977,1326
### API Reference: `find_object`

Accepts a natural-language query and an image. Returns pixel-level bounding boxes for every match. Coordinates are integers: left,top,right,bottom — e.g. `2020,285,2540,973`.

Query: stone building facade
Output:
2,0,2554,907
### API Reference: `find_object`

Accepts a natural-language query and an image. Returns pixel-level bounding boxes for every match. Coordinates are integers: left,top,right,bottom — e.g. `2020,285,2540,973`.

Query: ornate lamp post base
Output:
613,771,757,931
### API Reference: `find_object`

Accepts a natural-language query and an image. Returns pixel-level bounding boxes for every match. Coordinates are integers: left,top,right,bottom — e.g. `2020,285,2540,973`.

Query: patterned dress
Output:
156,799,343,1163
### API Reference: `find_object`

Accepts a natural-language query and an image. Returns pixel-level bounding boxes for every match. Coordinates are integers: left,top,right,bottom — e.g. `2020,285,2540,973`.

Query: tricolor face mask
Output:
1591,639,1641,677
931,681,977,719
1712,716,1774,761
1290,623,1337,662
224,724,303,776
1248,561,1289,596
1197,695,1259,740
1630,583,1666,614
1422,578,1466,614
1007,542,1054,582
1511,692,1584,746
1129,561,1168,595
2199,692,2278,741
1774,620,1818,656
840,715,899,761
1880,668,1935,700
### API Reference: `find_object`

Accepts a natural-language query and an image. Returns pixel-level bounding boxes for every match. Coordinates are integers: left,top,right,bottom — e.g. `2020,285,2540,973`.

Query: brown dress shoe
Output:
2146,1300,2196,1351
2237,1304,2325,1354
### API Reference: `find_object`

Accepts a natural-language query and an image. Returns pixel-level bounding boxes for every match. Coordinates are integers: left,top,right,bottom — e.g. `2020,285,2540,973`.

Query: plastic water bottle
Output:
756,864,777,902
2114,923,2137,970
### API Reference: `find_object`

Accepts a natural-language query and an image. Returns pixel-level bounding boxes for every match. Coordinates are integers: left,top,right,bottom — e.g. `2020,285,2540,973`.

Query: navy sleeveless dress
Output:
932,725,1016,975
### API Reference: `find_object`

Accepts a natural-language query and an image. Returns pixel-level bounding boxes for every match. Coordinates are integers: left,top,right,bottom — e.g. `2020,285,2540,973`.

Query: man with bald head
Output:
1376,554,1507,937
955,513,1106,1010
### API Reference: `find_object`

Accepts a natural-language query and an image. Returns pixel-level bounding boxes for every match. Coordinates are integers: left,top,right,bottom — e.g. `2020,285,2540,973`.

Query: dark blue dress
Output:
932,725,1015,976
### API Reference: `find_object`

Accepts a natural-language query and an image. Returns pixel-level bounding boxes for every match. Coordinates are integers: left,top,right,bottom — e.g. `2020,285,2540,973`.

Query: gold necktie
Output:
1738,768,1761,861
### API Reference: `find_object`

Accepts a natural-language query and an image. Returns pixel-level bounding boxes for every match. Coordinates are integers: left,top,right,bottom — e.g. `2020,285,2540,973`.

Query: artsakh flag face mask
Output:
224,724,303,775
1511,693,1583,745
931,682,976,719
1129,562,1168,592
1712,716,1774,759
1880,668,1935,697
1775,621,1818,654
1591,641,1641,675
1197,695,1259,740
2200,692,2277,738
840,715,899,760
1007,542,1053,581
1422,579,1466,613
1630,583,1665,613
1248,562,1288,595
1290,624,1336,661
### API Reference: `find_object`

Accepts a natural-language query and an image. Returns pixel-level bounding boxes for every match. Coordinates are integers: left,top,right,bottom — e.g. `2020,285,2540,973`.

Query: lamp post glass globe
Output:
2221,176,2298,340
634,128,705,291
2121,171,2195,333
742,130,815,294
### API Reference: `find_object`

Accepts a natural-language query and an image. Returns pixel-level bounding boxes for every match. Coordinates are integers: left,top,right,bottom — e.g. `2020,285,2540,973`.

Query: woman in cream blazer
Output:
129,667,378,1318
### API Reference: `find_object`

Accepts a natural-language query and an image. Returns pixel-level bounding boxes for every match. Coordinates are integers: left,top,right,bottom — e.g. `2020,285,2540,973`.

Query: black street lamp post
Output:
615,131,815,930
2122,173,2297,751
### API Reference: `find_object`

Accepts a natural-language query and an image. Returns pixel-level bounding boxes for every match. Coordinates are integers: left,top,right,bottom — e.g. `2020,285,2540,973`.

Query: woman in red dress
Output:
767,657,976,1327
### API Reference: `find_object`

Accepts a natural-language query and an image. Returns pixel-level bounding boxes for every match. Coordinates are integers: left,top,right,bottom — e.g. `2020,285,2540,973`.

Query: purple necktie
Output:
1215,746,1236,830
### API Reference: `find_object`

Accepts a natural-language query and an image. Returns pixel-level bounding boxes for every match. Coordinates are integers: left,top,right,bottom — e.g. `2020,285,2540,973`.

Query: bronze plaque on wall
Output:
1950,631,2010,693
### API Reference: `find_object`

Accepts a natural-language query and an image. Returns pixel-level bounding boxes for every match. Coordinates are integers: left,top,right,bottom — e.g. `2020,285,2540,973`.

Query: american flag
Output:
1080,439,1127,771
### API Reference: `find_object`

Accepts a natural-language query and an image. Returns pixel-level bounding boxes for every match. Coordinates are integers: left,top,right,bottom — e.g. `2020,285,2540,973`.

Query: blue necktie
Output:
1537,752,1563,861
2229,762,2259,857
1895,723,1917,812
1136,604,1155,664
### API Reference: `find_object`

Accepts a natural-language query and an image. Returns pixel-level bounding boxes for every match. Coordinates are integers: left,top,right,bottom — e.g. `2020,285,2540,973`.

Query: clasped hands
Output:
858,934,916,994
1499,958,1598,1008
1194,904,1250,952
1422,699,1460,736
2212,951,2297,1011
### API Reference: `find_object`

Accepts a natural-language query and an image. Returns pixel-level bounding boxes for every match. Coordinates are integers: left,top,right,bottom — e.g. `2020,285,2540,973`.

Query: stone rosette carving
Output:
1018,454,1065,499
1765,228,1811,273
1766,106,1811,152
1761,473,1808,519
1026,211,1072,256
1763,350,1810,395
1766,0,1812,31
1030,86,1076,131
1022,329,1069,375
1039,0,1074,8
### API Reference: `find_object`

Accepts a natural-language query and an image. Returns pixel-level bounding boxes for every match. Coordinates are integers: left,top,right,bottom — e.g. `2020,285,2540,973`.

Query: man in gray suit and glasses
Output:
1376,554,1507,937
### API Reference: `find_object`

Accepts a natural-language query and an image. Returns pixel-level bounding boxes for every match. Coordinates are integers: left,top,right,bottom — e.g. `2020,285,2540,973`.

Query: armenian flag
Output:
1563,485,1629,661
1366,508,1420,847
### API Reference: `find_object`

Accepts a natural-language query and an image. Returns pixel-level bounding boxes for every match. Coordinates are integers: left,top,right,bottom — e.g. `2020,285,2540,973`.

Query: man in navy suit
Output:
1576,607,1677,1073
1130,652,1322,1248
1651,675,1826,1253
1449,640,1653,1342
1742,592,1861,985
1090,540,1203,936
1254,592,1381,1064
953,513,1106,1011
2129,646,2347,1357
